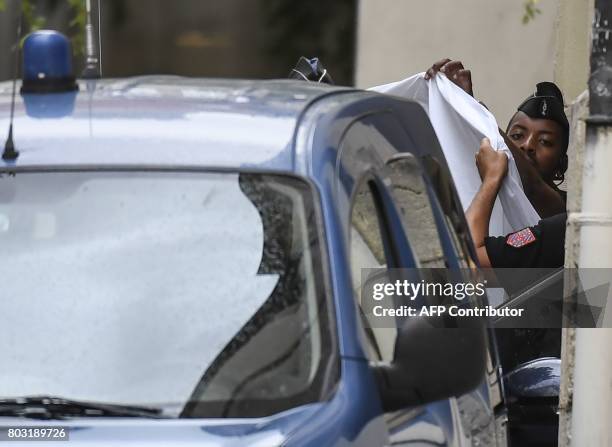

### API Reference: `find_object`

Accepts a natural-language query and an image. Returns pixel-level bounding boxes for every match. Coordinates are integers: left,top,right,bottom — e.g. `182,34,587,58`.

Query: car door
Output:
385,153,501,447
337,113,498,446
389,153,506,446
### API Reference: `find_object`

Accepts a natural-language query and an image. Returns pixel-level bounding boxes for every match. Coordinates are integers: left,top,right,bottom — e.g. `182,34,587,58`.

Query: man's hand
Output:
424,58,473,96
475,138,508,183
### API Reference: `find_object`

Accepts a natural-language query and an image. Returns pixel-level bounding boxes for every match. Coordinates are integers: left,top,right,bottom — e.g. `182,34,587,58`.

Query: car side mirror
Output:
373,313,487,412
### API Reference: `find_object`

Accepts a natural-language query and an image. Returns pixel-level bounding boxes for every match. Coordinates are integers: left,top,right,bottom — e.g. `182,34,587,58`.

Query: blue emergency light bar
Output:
21,30,78,94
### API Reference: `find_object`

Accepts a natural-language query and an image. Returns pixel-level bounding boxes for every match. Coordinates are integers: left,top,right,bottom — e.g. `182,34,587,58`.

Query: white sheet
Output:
369,73,540,236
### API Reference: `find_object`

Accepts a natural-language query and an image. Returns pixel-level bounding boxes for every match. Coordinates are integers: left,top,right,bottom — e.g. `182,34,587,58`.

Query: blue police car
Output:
0,31,560,446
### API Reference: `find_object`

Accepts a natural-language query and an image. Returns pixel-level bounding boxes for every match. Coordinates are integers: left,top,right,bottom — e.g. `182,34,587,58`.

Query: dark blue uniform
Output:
489,213,567,380
484,213,567,268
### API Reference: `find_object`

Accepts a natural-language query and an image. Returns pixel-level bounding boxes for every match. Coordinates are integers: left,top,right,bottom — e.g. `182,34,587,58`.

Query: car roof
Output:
0,76,354,170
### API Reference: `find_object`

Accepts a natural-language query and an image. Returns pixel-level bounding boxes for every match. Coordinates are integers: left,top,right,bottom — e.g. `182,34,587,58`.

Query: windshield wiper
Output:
0,396,163,420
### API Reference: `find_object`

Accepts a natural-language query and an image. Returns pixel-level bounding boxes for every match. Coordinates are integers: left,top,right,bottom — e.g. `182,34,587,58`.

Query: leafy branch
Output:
0,0,87,54
523,0,542,24
22,0,46,33
67,0,87,56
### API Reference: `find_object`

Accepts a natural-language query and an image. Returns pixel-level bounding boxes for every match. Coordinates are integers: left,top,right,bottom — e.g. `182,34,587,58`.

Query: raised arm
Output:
465,138,509,268
425,59,566,218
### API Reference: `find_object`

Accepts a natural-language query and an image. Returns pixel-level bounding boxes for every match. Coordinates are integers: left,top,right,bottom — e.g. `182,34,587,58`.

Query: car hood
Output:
0,403,324,446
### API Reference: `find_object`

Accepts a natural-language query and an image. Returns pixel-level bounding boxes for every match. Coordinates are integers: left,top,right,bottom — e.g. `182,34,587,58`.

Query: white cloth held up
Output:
369,73,540,236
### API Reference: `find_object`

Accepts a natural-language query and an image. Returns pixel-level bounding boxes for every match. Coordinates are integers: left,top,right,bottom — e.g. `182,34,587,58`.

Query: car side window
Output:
422,156,474,267
350,178,387,269
349,176,397,363
335,115,406,244
387,155,446,268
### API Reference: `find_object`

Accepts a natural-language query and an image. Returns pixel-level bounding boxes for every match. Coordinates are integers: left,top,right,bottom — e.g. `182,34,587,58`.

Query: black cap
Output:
517,82,569,150
288,57,334,85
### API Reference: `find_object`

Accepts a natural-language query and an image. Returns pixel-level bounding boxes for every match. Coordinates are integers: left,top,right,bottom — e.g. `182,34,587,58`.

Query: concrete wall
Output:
554,0,593,103
355,0,560,125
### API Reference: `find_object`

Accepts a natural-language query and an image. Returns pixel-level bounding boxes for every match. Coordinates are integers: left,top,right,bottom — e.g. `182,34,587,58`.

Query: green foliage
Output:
523,0,542,24
22,0,46,33
67,0,87,55
0,0,86,54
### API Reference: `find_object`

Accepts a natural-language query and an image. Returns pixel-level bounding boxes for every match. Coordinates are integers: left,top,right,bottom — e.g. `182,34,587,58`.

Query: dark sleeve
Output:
484,213,567,268
484,226,542,268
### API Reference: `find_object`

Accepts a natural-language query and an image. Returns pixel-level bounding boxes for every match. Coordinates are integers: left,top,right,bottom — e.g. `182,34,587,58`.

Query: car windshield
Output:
0,170,335,418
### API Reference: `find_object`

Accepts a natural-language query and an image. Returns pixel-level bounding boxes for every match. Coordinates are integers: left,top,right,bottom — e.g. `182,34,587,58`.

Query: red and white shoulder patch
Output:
506,227,537,248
